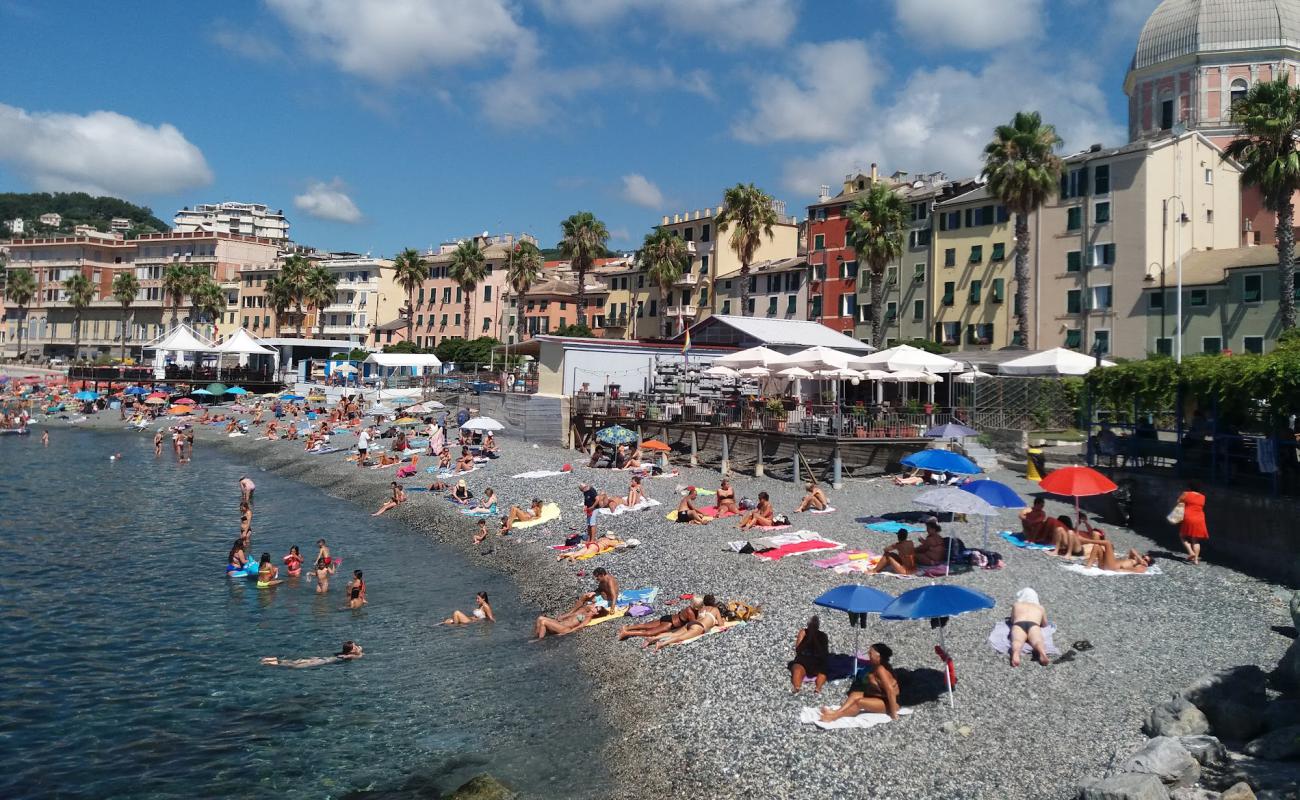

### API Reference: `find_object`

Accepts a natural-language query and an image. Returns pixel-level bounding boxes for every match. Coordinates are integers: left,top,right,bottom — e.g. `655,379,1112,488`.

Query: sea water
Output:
0,428,611,799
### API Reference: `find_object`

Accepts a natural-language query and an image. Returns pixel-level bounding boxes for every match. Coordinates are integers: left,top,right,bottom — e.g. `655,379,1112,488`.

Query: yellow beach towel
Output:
512,502,561,530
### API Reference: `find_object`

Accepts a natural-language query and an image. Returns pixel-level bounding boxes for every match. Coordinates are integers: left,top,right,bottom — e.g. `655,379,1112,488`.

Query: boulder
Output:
1147,697,1211,737
446,774,517,800
1120,737,1202,788
1276,641,1300,693
1225,755,1300,796
1219,783,1256,800
1169,789,1221,800
1180,735,1229,767
1078,772,1171,800
1242,725,1300,761
1181,667,1268,742
1262,699,1300,733
1290,590,1300,631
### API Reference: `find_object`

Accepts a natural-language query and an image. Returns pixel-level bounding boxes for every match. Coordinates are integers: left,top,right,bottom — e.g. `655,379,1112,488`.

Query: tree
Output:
6,268,36,361
279,255,312,336
845,182,908,349
265,274,295,336
305,265,339,338
560,212,609,326
392,247,427,345
1224,76,1300,330
162,263,192,331
112,271,140,364
982,110,1064,347
62,273,96,361
715,183,777,317
553,322,594,337
448,239,487,340
505,240,543,344
192,278,227,339
640,228,689,336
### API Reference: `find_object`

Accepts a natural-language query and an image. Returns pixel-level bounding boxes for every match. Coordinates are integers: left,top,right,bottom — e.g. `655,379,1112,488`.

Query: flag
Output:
682,327,691,354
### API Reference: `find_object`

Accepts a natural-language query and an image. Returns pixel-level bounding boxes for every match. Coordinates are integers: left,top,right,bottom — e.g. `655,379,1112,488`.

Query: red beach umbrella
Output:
1038,466,1117,524
640,440,671,452
174,397,197,405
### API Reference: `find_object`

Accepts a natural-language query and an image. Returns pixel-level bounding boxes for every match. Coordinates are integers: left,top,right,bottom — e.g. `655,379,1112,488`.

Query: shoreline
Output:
51,408,1296,800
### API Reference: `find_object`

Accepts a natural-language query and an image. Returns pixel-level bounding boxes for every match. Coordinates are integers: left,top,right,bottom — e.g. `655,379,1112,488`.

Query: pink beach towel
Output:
754,539,843,561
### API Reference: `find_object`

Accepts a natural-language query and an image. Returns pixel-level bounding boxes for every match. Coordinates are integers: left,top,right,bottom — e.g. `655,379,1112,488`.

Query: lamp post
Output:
1144,261,1166,355
1163,195,1187,363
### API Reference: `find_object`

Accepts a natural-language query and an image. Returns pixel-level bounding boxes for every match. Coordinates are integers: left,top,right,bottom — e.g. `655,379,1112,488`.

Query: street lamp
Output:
1144,261,1166,354
1163,195,1187,363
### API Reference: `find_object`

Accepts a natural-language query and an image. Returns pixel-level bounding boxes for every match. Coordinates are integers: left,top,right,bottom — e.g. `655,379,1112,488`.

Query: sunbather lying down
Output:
646,595,723,650
618,598,702,640
893,469,929,486
534,599,599,639
557,532,623,561
1084,539,1153,573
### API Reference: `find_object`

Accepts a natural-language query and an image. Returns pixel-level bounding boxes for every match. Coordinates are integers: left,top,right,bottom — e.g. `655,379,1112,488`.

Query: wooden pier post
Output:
689,429,698,467
755,434,765,478
720,433,730,476
832,442,843,489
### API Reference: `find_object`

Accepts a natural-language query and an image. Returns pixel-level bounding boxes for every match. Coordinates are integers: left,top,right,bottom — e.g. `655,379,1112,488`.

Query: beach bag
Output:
772,514,790,526
739,497,754,510
1166,502,1185,525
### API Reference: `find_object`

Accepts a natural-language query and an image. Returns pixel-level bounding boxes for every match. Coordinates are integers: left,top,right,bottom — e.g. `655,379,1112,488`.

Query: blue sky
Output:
0,0,1160,254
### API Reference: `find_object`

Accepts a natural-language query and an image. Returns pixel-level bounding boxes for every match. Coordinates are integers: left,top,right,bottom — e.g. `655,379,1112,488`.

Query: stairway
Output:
959,439,1001,472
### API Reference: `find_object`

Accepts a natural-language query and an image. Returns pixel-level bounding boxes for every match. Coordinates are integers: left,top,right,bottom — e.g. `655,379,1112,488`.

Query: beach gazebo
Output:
141,324,217,369
212,329,277,378
364,352,443,396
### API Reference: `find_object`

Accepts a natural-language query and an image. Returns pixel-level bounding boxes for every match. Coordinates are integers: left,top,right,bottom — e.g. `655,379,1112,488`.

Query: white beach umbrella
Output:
859,344,962,373
366,403,394,417
953,369,992,384
771,345,864,372
333,364,358,375
403,399,446,413
705,365,740,377
776,366,815,379
813,367,863,380
738,366,772,377
713,345,786,369
461,416,505,432
999,347,1116,376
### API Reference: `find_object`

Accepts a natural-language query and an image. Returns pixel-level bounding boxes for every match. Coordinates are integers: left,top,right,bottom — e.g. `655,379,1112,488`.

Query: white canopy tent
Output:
858,344,962,373
770,345,868,372
999,347,1116,376
364,352,444,395
212,328,278,377
142,324,217,368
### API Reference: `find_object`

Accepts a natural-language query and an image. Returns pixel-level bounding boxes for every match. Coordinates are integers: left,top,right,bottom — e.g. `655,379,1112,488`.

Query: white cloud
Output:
893,0,1043,50
293,179,362,223
265,0,532,82
0,103,212,196
733,39,879,143
621,174,665,208
210,22,283,62
539,0,797,48
779,52,1123,196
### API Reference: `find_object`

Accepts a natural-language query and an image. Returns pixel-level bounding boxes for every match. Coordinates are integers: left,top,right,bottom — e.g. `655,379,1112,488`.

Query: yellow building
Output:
657,202,799,328
929,185,1021,350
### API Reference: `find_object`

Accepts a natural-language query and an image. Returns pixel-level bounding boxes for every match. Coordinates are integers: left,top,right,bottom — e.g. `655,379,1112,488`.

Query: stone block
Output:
1180,735,1229,767
1147,697,1211,737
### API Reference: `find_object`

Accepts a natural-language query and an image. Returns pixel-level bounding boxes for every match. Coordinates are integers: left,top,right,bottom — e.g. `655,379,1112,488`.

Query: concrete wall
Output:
1107,469,1300,586
465,391,569,446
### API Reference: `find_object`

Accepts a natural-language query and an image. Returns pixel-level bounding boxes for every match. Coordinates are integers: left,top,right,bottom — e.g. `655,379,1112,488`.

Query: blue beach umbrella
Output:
73,390,99,401
124,386,149,396
280,394,305,402
225,386,249,396
596,425,637,445
960,479,1026,549
901,449,982,475
191,388,214,396
814,584,895,678
881,585,996,709
925,422,979,440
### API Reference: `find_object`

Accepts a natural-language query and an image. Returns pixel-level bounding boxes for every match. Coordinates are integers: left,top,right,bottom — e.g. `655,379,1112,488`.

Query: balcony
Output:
685,241,697,254
673,273,700,286
604,313,630,328
664,304,697,318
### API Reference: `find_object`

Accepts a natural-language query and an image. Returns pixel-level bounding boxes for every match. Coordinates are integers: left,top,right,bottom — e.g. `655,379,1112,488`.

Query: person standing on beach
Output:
1177,481,1209,565
239,475,256,508
356,426,372,467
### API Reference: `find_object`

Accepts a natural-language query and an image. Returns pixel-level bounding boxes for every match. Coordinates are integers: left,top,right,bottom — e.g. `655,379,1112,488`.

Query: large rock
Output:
1147,697,1211,737
1263,699,1300,733
1242,724,1300,761
1120,737,1202,788
1078,772,1171,800
1220,783,1256,800
445,774,517,800
1170,789,1221,800
1290,590,1300,631
1180,735,1229,767
1225,755,1300,796
1181,667,1269,741
1277,640,1300,693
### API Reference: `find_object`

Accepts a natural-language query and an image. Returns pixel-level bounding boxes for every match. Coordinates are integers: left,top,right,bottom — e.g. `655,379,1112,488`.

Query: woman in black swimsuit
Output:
819,643,901,721
347,570,366,609
789,615,830,693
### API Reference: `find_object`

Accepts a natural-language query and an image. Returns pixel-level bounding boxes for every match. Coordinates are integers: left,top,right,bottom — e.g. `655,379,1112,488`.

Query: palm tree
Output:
192,278,227,340
62,273,96,362
505,240,543,344
560,212,609,326
6,268,36,362
265,274,295,336
305,265,340,338
982,110,1064,347
640,228,689,336
112,271,140,364
162,263,193,331
1224,76,1300,330
448,240,488,340
846,183,908,349
279,255,312,336
392,247,427,345
715,183,778,317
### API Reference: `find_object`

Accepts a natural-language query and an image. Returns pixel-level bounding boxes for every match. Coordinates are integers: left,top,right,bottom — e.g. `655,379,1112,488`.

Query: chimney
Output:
818,185,830,201
870,163,878,182
662,215,669,225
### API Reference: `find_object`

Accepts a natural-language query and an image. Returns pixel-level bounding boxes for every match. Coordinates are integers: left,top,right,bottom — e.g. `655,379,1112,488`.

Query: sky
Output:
0,0,1162,255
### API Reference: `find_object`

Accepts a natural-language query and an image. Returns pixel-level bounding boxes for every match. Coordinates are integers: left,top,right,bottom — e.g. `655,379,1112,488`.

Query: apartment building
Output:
930,185,1019,350
3,231,280,359
718,257,808,322
308,254,395,344
515,276,609,339
1035,132,1241,358
174,202,290,240
592,259,662,340
405,233,533,349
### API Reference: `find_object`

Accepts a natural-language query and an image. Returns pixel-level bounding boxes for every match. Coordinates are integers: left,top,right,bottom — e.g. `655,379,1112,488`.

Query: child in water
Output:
283,546,303,577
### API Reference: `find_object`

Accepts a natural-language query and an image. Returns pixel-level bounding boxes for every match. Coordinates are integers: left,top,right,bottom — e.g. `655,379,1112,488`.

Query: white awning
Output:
712,345,787,369
213,328,276,355
857,344,963,372
769,346,869,372
363,353,443,368
999,348,1116,376
142,324,216,353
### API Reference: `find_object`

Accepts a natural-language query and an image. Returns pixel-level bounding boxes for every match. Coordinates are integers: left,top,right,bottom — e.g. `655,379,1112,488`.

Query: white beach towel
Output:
512,470,568,479
1061,563,1164,577
798,706,912,730
597,497,662,516
988,621,1061,656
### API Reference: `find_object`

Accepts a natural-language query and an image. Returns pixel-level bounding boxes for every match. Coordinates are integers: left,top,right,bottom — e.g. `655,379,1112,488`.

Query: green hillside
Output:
0,192,168,237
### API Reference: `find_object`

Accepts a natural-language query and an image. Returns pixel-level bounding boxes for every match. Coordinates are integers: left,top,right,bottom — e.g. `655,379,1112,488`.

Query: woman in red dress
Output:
1178,481,1209,565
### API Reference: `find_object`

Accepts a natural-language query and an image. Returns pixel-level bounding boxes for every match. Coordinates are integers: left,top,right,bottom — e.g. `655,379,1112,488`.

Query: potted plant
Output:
765,397,788,432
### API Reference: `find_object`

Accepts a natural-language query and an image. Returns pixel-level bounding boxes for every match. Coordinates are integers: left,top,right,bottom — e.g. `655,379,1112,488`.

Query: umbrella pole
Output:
941,625,955,709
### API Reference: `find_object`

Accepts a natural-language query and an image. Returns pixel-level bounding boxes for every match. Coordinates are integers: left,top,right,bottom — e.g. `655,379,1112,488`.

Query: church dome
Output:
1133,0,1300,70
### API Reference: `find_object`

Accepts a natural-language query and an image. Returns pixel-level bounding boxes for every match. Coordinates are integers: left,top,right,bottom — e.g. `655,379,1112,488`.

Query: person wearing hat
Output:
675,486,710,525
451,479,474,505
1009,588,1050,667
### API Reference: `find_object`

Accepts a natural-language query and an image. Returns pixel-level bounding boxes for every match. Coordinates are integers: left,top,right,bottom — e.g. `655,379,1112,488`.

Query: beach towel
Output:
584,607,628,627
306,446,341,454
809,507,836,515
832,558,884,574
798,707,913,730
597,497,661,516
865,521,926,533
988,621,1061,657
427,465,478,476
749,524,793,533
999,531,1054,550
811,551,876,569
460,505,498,517
511,470,567,479
697,505,738,519
666,620,746,647
754,539,844,561
571,541,621,560
511,502,561,530
396,465,417,478
615,587,659,606
1061,563,1164,577
228,432,247,437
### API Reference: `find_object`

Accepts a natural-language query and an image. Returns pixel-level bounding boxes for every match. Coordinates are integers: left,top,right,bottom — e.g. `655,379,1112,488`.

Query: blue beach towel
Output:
598,587,659,608
865,521,926,533
999,531,1055,550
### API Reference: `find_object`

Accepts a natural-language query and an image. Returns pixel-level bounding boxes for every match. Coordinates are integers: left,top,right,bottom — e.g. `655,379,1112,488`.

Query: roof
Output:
260,337,357,350
1133,0,1300,71
213,328,276,355
364,352,443,368
747,256,808,274
675,314,874,353
934,184,994,208
142,324,216,352
374,318,407,332
1149,245,1279,287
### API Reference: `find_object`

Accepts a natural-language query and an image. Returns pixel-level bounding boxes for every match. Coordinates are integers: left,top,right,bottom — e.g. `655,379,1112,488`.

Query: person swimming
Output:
261,641,363,668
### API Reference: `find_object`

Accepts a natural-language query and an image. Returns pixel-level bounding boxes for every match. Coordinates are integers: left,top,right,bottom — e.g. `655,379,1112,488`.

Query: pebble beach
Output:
67,409,1296,800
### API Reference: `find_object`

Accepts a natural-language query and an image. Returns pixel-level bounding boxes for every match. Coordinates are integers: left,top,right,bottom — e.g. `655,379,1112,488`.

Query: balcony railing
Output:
673,273,700,286
664,304,697,318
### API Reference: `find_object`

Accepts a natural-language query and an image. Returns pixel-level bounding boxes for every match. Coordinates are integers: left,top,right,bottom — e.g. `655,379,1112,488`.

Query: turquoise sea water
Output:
0,428,610,799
